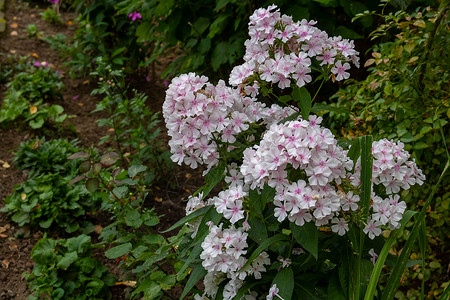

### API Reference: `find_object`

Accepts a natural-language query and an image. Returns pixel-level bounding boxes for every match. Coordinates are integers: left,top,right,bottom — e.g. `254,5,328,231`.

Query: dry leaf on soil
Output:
1,259,10,269
30,106,38,115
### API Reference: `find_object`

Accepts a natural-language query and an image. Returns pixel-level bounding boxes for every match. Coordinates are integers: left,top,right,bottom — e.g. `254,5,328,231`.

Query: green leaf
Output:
293,87,312,119
290,222,319,259
160,275,176,290
328,269,346,299
66,234,91,253
278,95,292,104
128,164,147,178
192,17,210,36
100,152,120,167
57,251,78,270
29,118,44,129
105,243,132,259
125,209,143,228
85,178,99,193
180,265,207,300
359,136,373,218
211,41,230,71
273,267,294,300
208,14,229,39
162,205,210,233
241,234,289,270
67,151,89,159
313,0,339,7
79,161,91,173
39,218,54,228
132,279,161,299
364,210,416,300
334,26,363,39
214,0,232,11
347,138,361,166
111,47,126,58
200,161,226,199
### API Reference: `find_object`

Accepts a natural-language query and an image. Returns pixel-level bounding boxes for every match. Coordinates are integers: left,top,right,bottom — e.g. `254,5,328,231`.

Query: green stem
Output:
312,77,326,103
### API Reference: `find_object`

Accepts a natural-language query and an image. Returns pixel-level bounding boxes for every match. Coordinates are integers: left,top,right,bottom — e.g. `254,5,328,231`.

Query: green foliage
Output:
58,0,145,77
327,5,449,298
70,150,188,299
1,173,99,233
0,54,33,84
23,234,116,300
40,2,62,25
90,58,172,182
115,0,379,80
24,24,43,38
1,138,103,233
14,137,81,178
0,64,68,129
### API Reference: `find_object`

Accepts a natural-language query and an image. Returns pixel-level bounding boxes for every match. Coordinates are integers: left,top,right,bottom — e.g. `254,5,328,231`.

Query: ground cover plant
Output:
0,61,68,130
24,234,116,299
1,138,102,233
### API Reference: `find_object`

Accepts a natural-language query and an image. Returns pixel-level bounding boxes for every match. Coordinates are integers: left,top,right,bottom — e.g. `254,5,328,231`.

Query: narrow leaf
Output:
161,205,211,233
240,234,288,270
180,264,207,300
347,138,361,166
68,175,86,186
364,210,416,300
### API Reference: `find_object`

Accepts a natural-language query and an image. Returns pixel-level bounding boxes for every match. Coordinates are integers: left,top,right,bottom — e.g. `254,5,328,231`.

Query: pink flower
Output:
128,11,142,21
73,95,79,100
33,62,41,67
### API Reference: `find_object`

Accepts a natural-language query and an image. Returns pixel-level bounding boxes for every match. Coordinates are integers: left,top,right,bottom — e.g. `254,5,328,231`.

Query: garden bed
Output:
0,2,197,298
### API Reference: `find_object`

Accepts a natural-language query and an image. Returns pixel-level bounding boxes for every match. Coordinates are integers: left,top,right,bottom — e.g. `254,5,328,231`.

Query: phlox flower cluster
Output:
163,72,294,171
351,139,425,194
162,6,426,299
199,223,270,299
240,117,353,229
229,5,359,89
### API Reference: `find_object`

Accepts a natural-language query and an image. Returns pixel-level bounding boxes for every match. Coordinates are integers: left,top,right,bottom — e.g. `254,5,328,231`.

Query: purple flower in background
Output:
162,80,170,86
128,11,142,21
73,95,79,100
48,0,59,4
33,62,41,67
